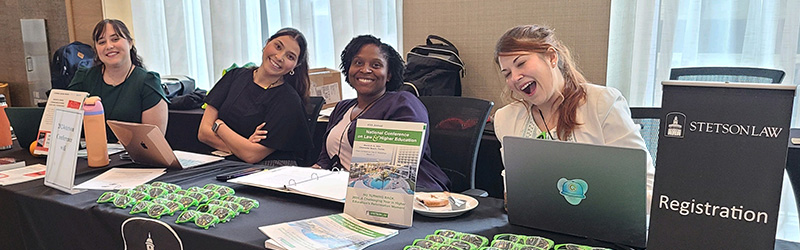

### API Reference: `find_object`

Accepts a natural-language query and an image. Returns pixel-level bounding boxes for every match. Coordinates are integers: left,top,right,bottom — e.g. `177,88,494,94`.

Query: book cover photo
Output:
344,119,427,227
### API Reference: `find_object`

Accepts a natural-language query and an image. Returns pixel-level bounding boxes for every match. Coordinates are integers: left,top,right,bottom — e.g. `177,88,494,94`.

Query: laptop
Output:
107,120,223,169
503,136,647,248
6,107,45,148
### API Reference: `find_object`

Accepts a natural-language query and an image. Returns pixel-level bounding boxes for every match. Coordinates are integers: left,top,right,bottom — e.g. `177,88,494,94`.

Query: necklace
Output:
537,108,555,140
331,93,387,170
253,68,281,89
230,68,280,112
525,103,556,140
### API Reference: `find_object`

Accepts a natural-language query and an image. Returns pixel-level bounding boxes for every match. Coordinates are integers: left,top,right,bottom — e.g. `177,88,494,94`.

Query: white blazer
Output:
494,83,655,212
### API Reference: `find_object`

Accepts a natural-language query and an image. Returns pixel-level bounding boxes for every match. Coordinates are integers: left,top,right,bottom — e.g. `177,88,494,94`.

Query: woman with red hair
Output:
493,24,654,210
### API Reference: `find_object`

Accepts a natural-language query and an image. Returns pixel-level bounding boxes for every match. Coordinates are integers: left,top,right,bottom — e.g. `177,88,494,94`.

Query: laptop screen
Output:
502,136,647,248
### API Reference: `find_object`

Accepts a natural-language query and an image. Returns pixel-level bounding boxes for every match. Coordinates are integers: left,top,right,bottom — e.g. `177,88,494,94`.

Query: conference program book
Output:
260,213,397,250
343,119,426,227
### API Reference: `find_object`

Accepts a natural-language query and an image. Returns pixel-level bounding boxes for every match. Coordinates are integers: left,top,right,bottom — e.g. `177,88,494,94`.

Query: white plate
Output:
413,192,479,218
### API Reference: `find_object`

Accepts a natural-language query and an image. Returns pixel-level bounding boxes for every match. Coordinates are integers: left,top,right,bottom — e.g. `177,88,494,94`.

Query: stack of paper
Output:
0,163,47,186
261,213,397,250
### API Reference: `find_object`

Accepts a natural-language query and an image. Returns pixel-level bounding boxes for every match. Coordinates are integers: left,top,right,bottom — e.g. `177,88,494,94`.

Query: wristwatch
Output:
212,121,223,134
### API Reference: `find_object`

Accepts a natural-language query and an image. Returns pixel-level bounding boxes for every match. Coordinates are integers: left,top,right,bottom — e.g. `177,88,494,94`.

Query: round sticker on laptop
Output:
557,178,588,205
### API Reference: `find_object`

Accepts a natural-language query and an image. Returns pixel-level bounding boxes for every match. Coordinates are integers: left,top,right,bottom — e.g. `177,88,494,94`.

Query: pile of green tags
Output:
404,229,488,250
403,231,611,250
552,244,611,250
96,182,259,229
173,183,259,229
486,233,554,250
485,233,611,250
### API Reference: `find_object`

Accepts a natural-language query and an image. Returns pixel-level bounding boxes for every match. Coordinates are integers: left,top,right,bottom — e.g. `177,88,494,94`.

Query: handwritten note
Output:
44,107,84,194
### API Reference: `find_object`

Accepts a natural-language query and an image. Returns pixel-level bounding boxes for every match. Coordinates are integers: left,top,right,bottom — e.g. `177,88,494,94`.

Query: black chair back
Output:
419,96,493,193
669,66,785,83
305,97,325,133
298,96,325,166
6,107,44,148
631,107,661,167
166,109,214,153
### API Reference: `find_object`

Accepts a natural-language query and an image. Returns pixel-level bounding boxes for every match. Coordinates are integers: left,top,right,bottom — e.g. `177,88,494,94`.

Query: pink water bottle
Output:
0,95,12,150
83,96,109,167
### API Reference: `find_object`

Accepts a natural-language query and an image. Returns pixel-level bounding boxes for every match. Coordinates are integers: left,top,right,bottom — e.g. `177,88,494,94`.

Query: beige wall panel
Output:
70,0,103,45
0,0,70,106
404,0,611,111
102,0,133,36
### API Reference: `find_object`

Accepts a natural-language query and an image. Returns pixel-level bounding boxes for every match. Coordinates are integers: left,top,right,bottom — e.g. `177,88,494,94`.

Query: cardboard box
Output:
308,68,343,109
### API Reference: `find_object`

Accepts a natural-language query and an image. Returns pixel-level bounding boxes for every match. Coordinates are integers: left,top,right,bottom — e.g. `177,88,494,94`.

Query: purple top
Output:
316,91,451,191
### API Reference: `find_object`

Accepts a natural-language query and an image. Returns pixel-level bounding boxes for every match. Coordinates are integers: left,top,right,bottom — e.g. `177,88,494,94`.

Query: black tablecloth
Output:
2,137,800,249
0,143,636,250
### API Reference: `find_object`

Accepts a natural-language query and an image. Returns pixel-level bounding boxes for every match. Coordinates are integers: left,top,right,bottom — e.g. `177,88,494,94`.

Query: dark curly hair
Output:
339,35,405,91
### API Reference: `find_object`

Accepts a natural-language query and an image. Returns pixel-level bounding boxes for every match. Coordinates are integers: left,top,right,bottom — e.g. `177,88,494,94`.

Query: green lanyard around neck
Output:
536,131,550,140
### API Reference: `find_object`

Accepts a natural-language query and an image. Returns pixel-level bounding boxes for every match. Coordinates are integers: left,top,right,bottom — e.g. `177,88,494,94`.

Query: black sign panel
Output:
648,81,796,249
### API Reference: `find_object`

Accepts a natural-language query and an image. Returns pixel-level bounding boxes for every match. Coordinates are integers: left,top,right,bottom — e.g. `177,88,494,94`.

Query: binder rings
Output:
228,166,347,202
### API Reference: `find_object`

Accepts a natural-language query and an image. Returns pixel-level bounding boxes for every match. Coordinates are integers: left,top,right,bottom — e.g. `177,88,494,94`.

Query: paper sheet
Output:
43,107,84,194
228,167,305,189
310,84,341,106
174,150,224,168
77,143,125,158
74,168,165,190
0,161,27,172
0,164,47,186
319,107,335,117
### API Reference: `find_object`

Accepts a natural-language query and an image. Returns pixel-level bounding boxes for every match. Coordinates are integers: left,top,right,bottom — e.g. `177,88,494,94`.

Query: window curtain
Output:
608,0,800,242
129,0,402,100
608,0,800,125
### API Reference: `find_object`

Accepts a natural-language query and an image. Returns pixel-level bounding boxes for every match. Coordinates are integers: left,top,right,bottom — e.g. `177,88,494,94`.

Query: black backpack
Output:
51,42,95,89
161,75,196,99
167,88,207,110
401,35,465,96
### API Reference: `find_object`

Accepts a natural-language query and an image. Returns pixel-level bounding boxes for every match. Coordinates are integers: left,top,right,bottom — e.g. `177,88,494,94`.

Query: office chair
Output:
631,107,661,167
298,96,325,166
419,96,493,197
6,107,45,149
305,97,325,133
669,66,785,83
166,109,215,154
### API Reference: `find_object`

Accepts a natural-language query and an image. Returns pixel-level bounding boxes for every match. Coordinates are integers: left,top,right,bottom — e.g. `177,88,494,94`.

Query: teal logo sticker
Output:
557,178,588,205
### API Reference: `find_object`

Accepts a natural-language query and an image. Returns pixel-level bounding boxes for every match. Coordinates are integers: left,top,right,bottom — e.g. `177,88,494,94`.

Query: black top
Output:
204,67,312,162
